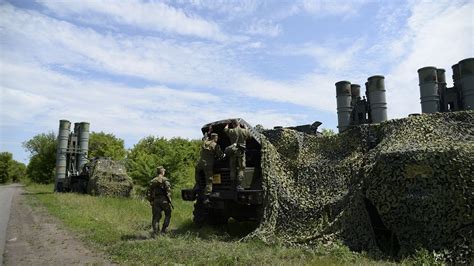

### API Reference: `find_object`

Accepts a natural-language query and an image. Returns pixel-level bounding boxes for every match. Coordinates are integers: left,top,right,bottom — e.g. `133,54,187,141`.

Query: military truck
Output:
182,118,323,225
181,118,265,225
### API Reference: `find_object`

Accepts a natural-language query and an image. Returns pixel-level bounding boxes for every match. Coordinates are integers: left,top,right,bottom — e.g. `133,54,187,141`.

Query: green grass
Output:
25,183,400,265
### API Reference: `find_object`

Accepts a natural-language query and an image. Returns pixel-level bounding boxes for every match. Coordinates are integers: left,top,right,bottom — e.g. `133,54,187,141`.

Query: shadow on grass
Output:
121,234,152,241
22,191,54,195
171,219,259,242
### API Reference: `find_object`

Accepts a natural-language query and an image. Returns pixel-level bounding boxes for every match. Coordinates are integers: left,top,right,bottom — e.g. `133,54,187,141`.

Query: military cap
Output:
157,166,165,171
210,133,218,137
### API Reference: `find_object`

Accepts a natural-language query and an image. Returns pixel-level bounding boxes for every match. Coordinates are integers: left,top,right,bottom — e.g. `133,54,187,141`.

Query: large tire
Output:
193,197,229,226
193,198,209,225
208,210,229,225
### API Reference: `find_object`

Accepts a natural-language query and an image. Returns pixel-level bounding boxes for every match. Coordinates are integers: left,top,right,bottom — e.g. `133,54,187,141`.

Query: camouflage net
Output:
248,111,473,263
87,158,133,197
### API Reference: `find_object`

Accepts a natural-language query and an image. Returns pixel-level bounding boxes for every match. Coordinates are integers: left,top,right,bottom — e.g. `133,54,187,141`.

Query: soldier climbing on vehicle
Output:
224,119,251,191
194,126,225,204
147,166,172,237
181,118,264,225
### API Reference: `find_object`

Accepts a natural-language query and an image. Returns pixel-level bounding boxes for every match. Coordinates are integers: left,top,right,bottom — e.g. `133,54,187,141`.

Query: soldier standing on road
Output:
224,119,251,191
147,166,172,237
194,127,224,203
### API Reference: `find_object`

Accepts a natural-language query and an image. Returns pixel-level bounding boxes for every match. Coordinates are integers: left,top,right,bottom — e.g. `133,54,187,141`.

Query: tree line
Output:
0,152,27,184
4,126,335,186
4,131,200,188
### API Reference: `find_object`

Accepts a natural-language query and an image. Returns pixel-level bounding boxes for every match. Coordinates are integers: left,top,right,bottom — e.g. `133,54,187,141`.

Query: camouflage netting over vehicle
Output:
87,158,133,197
247,111,473,263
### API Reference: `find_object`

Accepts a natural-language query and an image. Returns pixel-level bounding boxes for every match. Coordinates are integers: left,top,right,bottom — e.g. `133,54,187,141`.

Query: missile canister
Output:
55,120,71,191
458,58,474,110
76,122,90,172
367,75,388,123
336,81,352,132
418,67,440,113
452,63,461,88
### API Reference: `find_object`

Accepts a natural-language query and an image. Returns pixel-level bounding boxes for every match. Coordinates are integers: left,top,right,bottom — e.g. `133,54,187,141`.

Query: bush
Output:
0,152,12,183
9,159,27,182
0,152,27,184
126,136,200,188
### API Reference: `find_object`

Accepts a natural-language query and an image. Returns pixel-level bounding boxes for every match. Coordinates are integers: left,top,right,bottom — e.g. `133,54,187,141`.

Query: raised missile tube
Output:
74,123,81,141
418,67,440,113
351,84,361,103
76,122,90,172
436,68,447,92
436,69,447,111
55,120,71,192
452,63,461,88
458,58,474,110
336,81,352,132
367,75,388,123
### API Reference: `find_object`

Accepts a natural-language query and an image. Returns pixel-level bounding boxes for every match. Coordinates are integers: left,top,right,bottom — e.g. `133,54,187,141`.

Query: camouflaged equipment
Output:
87,158,133,197
245,111,473,264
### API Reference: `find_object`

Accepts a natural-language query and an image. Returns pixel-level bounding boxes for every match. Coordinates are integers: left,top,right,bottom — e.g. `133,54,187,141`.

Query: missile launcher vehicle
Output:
54,120,90,192
54,120,132,196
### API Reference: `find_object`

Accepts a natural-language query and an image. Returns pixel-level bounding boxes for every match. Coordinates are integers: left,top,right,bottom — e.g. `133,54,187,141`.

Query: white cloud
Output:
300,0,361,16
0,4,339,113
385,0,474,118
270,0,368,21
38,0,230,42
0,57,308,151
176,0,259,16
288,38,366,72
0,4,238,88
244,19,282,37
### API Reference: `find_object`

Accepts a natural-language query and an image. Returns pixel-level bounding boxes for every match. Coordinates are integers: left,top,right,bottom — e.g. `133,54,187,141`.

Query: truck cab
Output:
182,118,264,225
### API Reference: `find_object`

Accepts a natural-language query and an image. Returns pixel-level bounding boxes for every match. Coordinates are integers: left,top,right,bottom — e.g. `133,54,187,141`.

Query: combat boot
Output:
151,225,160,238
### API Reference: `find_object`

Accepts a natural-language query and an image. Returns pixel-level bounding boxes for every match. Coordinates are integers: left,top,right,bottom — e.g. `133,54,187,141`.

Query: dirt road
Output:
1,184,112,265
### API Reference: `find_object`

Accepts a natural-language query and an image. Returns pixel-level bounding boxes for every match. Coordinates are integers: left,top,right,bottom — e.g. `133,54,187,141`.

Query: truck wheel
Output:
193,199,209,225
208,210,228,225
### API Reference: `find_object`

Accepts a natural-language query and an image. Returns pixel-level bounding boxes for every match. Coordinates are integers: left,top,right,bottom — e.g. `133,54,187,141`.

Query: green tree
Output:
0,152,13,183
88,132,126,161
23,132,57,184
0,152,27,184
321,128,336,137
9,160,26,182
126,136,200,187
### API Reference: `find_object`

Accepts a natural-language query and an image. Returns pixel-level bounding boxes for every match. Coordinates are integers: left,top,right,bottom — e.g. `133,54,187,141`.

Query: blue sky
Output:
1,0,473,163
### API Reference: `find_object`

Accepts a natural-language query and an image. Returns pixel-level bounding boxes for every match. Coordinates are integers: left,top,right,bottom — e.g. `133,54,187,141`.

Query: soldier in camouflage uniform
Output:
148,166,172,236
224,119,251,191
194,128,224,202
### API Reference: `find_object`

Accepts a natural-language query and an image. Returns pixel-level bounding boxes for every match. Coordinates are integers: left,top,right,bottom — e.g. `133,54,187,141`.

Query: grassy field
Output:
25,183,430,265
